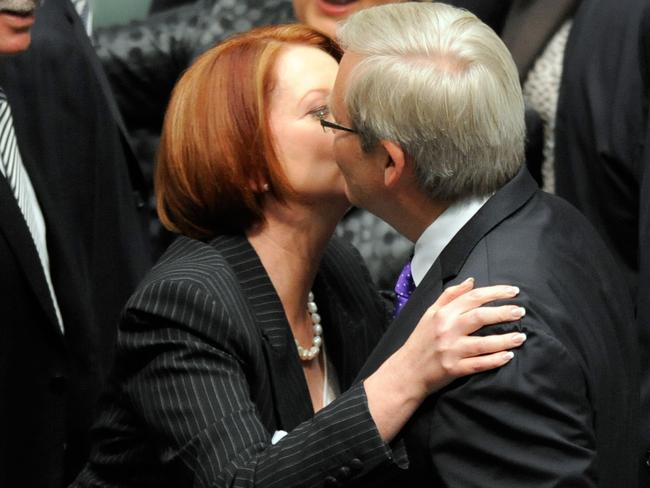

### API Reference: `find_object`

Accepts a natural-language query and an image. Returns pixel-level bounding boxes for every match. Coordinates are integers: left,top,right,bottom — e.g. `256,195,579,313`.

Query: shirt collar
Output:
411,195,490,286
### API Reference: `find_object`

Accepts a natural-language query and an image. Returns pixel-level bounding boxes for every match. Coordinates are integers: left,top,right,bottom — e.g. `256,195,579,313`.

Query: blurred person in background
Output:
0,0,151,487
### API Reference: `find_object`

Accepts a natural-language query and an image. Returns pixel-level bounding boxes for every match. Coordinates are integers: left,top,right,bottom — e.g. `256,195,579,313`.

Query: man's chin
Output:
0,30,32,54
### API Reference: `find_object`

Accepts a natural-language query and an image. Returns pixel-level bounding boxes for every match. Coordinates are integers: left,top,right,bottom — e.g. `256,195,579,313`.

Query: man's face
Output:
329,51,386,209
0,0,39,54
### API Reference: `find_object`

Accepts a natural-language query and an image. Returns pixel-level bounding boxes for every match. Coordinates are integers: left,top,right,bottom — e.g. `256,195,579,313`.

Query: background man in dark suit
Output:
329,3,639,486
555,0,647,291
636,3,650,484
0,0,151,486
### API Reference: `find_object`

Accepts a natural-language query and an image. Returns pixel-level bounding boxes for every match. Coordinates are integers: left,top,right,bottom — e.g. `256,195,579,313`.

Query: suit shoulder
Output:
127,235,240,312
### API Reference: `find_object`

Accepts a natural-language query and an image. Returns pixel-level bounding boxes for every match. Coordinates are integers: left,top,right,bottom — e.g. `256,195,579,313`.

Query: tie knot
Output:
393,260,416,316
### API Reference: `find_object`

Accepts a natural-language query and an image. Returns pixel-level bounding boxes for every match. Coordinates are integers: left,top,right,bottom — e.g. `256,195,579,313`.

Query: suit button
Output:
337,466,351,480
324,475,340,487
349,458,363,472
645,450,650,468
50,374,67,394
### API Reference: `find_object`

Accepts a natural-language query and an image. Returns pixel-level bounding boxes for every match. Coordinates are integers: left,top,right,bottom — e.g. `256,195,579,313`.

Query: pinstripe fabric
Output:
73,234,400,487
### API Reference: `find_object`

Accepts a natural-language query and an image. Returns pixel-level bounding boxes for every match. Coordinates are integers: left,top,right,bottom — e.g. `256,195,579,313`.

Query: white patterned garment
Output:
522,20,573,194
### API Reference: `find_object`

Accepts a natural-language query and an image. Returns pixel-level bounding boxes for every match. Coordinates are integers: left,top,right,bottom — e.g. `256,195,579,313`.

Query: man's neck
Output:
381,191,449,244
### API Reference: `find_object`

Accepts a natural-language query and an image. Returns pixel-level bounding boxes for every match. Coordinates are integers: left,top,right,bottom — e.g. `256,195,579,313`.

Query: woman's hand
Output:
365,278,526,441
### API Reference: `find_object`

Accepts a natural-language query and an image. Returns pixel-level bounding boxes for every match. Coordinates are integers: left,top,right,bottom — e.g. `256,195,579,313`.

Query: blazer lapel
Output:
216,234,313,431
0,176,63,340
501,0,579,80
311,272,361,391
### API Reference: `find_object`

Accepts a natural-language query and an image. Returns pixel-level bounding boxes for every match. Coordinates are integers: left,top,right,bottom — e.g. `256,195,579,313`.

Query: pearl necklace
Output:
295,291,323,361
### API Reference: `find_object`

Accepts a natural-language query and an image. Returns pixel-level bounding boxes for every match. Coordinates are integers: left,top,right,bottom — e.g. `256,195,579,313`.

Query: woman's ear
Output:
380,140,407,188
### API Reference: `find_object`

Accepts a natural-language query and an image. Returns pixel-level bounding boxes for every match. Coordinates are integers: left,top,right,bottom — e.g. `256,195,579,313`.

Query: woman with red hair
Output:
72,24,525,487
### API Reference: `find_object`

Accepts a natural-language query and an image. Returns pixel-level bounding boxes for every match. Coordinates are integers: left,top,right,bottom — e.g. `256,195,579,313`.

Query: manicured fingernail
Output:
512,333,527,345
464,277,475,285
510,286,520,295
511,307,526,318
502,351,515,361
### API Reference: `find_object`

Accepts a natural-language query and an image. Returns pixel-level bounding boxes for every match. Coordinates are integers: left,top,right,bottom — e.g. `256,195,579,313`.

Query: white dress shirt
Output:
411,196,491,286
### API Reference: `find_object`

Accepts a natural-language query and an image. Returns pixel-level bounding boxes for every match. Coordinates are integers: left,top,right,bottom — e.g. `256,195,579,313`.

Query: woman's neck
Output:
246,198,345,332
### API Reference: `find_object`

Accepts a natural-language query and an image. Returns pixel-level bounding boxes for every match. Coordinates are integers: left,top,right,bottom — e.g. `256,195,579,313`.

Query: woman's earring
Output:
262,183,270,192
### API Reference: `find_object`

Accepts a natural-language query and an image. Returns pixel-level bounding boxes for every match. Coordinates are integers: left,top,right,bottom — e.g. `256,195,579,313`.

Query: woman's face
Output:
269,45,346,206
292,0,406,39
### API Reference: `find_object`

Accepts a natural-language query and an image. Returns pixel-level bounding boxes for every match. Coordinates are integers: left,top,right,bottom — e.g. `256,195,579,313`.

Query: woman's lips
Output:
317,0,359,17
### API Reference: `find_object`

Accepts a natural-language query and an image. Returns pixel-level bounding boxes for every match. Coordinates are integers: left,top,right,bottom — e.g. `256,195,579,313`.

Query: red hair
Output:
156,24,342,239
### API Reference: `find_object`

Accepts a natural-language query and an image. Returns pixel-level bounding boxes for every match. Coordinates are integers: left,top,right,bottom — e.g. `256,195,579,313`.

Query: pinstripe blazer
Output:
72,233,402,487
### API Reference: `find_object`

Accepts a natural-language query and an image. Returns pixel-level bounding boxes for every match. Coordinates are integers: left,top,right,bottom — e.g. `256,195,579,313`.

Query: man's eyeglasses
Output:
320,118,358,134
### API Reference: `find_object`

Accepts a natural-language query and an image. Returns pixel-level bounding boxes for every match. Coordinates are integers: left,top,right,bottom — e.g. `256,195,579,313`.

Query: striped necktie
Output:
0,89,64,333
72,0,93,36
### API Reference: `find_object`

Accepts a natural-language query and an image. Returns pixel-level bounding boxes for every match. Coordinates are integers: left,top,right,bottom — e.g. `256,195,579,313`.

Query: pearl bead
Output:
294,290,323,362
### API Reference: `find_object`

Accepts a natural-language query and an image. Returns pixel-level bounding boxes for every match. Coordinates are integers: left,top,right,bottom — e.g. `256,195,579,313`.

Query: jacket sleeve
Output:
76,276,401,488
419,323,598,487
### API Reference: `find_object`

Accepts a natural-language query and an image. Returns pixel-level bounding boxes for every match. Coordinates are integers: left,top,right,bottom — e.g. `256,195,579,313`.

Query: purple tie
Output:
394,260,416,316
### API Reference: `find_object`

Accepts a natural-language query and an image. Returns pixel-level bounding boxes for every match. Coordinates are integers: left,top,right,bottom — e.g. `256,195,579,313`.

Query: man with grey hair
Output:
328,3,638,486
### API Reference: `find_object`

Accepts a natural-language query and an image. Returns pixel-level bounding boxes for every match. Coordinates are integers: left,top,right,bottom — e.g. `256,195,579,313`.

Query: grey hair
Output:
337,2,525,201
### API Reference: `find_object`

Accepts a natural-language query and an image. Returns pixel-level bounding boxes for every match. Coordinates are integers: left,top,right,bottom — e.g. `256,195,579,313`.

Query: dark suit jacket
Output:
72,234,402,487
0,1,151,486
555,0,648,290
636,4,650,484
357,168,639,487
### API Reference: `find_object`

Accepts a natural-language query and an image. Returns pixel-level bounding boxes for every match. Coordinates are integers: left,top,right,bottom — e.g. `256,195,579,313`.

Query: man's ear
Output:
380,140,407,188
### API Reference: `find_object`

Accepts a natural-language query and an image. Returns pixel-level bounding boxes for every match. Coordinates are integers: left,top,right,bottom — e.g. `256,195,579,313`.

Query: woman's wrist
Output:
363,348,428,442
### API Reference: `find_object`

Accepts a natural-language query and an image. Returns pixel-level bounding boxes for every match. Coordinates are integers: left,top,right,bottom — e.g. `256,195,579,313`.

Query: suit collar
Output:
411,195,490,285
0,177,64,341
437,166,538,282
310,245,367,391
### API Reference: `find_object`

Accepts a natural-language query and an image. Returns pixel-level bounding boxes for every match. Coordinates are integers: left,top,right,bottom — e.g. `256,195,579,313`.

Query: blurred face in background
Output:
0,0,38,53
293,0,408,39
